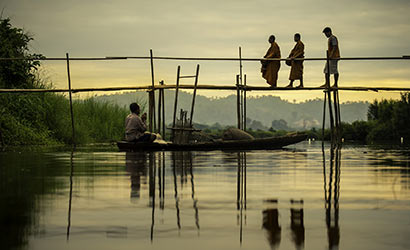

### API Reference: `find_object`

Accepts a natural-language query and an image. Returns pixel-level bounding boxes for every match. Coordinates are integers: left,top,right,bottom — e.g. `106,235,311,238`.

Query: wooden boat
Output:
117,132,307,152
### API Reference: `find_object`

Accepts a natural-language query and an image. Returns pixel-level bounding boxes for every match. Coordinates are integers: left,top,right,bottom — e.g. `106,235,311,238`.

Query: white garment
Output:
324,59,339,74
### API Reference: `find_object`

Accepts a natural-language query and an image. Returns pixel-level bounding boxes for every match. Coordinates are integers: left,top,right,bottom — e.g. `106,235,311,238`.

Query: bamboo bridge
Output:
1,50,409,145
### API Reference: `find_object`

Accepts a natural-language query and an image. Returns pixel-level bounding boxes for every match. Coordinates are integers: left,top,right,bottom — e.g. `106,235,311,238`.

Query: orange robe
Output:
288,41,304,80
262,42,281,87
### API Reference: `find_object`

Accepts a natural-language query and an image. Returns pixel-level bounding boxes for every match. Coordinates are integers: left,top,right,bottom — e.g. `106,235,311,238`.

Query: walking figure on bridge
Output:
286,33,304,88
261,35,281,87
321,27,340,88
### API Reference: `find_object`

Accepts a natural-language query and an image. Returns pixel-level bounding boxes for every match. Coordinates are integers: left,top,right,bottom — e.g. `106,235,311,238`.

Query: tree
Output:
0,18,43,88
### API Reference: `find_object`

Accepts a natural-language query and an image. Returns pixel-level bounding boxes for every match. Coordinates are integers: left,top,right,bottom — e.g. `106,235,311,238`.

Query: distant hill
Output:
95,91,369,130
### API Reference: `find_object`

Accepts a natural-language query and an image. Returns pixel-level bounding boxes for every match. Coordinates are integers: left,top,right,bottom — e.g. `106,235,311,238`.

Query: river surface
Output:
1,142,410,250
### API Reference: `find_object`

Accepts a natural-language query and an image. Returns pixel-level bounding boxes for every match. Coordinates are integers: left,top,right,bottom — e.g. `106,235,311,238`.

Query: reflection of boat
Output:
117,133,307,152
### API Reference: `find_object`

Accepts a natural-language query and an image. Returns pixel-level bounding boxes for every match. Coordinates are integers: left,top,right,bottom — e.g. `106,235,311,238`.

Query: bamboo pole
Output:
66,53,76,145
150,49,156,132
333,89,340,141
325,52,335,142
161,81,165,139
148,91,153,132
172,66,181,130
322,91,327,142
189,64,200,127
243,74,247,131
239,47,244,131
236,75,241,129
158,81,162,136
239,46,243,85
2,85,410,93
2,55,409,62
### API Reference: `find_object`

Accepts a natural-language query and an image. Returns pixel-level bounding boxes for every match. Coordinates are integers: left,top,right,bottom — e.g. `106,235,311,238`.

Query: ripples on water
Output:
1,142,409,250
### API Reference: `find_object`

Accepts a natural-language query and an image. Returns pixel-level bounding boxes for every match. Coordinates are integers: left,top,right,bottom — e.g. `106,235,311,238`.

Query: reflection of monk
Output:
290,199,305,250
262,199,281,250
125,152,147,199
262,35,281,87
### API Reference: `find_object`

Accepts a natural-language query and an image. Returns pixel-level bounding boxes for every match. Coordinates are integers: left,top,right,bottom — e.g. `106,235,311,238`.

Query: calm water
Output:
1,142,410,250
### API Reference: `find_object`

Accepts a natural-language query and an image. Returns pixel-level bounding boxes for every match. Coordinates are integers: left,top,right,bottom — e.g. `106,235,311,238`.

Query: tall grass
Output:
0,91,132,146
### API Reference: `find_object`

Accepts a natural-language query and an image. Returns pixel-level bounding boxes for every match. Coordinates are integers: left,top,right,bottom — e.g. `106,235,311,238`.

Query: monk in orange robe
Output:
261,35,281,87
286,33,304,88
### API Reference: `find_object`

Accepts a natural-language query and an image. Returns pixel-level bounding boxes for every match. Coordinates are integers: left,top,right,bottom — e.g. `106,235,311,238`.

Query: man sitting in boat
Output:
125,103,156,143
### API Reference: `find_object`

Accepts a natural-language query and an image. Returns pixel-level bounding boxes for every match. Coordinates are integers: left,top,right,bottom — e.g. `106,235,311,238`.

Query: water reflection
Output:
263,199,281,250
290,199,305,250
66,150,74,241
3,143,410,250
323,146,341,250
0,152,69,250
125,152,148,200
237,152,247,244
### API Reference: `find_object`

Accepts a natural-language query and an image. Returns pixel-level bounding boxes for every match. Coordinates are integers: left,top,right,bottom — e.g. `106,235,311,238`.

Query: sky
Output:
2,0,410,102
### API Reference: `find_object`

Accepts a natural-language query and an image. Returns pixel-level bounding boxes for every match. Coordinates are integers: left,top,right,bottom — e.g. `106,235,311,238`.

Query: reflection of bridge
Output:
64,146,342,248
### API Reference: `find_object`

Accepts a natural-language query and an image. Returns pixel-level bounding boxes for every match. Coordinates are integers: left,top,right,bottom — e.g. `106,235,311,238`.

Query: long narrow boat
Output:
117,132,307,152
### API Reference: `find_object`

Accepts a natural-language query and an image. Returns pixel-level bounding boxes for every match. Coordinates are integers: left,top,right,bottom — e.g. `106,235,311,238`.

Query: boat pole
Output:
66,53,75,145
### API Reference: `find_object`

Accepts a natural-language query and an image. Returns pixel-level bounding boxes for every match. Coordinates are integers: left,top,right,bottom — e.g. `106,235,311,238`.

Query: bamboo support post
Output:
161,81,165,139
150,49,156,132
158,81,162,136
172,66,181,133
236,75,241,129
243,74,247,131
322,91,327,142
333,89,340,140
325,51,336,142
66,53,76,145
189,64,200,127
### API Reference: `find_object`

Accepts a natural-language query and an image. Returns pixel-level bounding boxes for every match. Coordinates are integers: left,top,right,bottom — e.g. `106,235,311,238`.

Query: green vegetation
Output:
0,91,132,146
303,93,410,144
0,18,135,146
